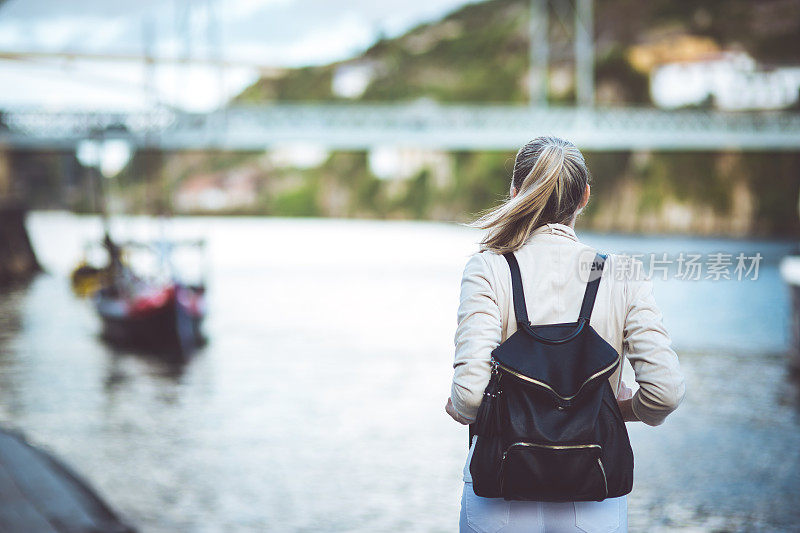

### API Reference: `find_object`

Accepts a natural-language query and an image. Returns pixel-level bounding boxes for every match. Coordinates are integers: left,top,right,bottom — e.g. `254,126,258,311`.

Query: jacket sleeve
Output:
450,252,503,423
621,257,686,426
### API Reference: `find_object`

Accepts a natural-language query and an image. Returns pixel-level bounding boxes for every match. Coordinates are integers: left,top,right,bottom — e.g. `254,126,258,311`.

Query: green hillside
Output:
236,0,800,105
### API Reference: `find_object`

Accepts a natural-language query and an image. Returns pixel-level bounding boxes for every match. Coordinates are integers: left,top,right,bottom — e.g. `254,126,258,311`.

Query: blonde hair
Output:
468,136,590,254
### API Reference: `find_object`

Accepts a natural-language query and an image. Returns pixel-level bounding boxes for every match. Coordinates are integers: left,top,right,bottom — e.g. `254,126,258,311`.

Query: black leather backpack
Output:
469,251,634,502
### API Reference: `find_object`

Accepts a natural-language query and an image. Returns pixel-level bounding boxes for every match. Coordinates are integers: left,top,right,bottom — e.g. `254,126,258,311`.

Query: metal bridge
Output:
2,104,799,151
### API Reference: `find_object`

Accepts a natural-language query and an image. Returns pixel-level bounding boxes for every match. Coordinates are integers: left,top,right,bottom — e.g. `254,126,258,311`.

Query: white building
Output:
174,169,260,212
332,61,377,99
651,51,800,110
368,146,452,188
268,143,329,169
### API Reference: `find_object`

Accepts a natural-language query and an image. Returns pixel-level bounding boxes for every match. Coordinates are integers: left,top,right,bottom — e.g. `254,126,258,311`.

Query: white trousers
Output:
459,482,628,533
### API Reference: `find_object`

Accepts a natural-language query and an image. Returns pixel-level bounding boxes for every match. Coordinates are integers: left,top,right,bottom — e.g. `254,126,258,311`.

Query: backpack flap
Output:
490,324,620,407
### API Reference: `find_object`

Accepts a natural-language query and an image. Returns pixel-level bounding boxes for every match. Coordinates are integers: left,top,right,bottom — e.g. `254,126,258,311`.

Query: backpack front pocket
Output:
499,442,608,502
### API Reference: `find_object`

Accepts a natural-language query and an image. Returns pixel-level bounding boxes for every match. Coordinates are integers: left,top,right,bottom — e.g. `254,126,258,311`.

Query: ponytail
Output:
467,136,590,254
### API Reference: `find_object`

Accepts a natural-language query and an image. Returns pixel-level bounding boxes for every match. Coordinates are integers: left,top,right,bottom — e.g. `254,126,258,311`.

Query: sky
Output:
0,0,475,111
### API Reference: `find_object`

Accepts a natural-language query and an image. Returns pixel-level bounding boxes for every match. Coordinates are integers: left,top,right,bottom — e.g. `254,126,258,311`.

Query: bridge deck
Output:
2,105,799,151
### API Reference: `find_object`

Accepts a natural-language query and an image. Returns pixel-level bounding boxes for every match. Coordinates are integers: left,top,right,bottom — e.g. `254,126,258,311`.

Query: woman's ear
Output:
510,185,518,199
579,184,590,209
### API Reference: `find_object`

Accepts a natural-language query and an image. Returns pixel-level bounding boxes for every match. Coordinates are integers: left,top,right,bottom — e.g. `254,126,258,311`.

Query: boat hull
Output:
95,285,205,358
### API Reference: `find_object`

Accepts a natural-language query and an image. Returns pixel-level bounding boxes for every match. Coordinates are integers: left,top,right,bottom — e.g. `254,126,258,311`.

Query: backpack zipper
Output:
501,441,601,460
499,442,609,499
493,355,620,402
596,457,609,499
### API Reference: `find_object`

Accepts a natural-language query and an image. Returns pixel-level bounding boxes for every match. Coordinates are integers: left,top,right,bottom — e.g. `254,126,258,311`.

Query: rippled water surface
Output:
0,212,798,532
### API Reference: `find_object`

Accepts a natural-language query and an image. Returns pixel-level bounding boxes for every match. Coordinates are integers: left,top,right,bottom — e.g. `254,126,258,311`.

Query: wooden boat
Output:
71,262,111,297
70,241,117,298
92,237,208,358
95,281,206,358
0,426,135,532
780,255,800,378
779,191,800,378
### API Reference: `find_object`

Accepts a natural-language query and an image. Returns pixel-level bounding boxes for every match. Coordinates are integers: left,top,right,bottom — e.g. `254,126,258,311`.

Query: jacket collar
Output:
527,222,579,243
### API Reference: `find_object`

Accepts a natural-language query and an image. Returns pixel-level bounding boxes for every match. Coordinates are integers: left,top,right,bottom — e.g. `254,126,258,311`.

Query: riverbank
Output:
0,203,40,287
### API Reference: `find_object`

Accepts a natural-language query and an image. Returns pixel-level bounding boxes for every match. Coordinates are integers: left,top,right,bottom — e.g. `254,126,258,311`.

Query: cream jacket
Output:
450,222,685,427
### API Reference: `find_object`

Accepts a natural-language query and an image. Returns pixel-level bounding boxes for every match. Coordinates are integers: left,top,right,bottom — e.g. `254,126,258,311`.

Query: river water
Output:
1,212,798,532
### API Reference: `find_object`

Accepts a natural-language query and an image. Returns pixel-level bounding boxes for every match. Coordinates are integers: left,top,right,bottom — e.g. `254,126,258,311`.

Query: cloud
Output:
0,0,475,109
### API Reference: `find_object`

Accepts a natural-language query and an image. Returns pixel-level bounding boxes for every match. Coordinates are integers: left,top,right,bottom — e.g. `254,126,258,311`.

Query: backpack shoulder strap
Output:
502,251,529,326
578,252,607,322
